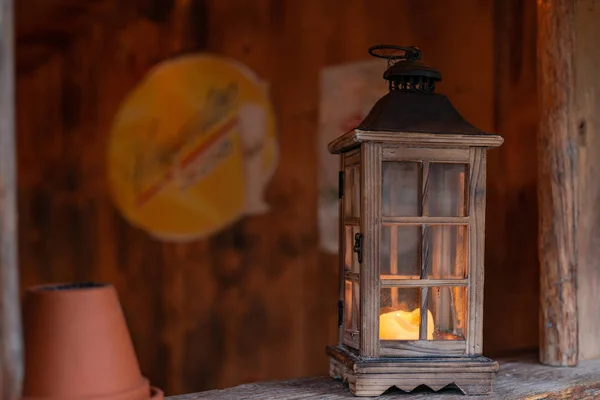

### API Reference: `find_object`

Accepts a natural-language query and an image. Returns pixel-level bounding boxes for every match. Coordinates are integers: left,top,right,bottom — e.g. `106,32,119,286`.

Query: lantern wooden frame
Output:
326,129,503,396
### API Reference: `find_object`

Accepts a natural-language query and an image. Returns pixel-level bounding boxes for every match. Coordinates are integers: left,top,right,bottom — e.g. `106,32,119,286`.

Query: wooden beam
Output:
575,0,600,361
537,0,579,366
0,0,23,397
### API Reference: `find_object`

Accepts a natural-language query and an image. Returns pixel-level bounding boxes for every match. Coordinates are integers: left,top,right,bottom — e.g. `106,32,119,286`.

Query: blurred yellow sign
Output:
107,54,278,241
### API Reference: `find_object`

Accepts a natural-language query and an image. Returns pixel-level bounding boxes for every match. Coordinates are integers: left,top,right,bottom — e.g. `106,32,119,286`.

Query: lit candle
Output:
379,308,434,340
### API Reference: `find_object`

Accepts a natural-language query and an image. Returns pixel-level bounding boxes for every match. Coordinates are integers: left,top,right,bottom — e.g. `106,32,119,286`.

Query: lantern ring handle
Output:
368,45,422,61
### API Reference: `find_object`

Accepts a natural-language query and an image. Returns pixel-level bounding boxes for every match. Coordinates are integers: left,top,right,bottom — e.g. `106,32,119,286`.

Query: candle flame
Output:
379,308,434,340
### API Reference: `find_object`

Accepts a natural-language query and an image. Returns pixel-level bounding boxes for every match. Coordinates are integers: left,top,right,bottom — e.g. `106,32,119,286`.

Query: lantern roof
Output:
328,45,503,154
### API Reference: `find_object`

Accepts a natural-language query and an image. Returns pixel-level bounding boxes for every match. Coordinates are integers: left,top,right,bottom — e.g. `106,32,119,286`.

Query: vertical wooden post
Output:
537,0,579,366
360,143,381,357
467,148,487,356
0,0,23,396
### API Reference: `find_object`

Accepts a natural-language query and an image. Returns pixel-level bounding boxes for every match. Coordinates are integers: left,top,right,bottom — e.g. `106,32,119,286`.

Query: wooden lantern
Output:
326,45,504,396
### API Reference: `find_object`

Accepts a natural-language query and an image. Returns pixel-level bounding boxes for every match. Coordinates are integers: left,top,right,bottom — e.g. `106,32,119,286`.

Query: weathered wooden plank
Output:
0,0,23,398
343,149,361,166
380,340,465,357
328,348,497,396
382,147,469,163
467,148,486,356
380,279,468,288
168,355,600,400
382,216,469,225
485,0,539,359
537,0,579,366
330,131,504,154
359,142,381,357
15,0,116,72
574,0,600,362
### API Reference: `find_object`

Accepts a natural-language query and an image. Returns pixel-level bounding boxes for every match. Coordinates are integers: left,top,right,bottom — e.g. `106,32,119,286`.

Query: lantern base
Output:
327,345,499,397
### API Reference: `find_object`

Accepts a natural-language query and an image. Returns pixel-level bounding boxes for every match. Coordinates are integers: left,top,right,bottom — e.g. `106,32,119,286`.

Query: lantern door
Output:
340,148,361,349
376,146,477,357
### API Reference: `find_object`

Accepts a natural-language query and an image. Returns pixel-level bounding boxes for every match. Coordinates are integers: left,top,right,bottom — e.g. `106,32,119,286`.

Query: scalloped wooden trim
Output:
329,356,495,396
326,345,497,396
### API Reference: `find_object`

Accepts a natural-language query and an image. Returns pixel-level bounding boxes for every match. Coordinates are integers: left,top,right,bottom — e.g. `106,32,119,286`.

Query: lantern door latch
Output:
353,233,363,264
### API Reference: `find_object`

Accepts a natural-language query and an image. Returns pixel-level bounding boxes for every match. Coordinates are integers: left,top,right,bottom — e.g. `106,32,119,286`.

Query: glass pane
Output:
352,166,360,217
380,225,420,277
344,225,361,274
344,167,353,218
345,280,360,332
345,280,352,330
382,162,420,216
380,288,429,340
424,225,468,279
429,163,467,217
344,166,361,218
353,282,360,331
429,287,466,340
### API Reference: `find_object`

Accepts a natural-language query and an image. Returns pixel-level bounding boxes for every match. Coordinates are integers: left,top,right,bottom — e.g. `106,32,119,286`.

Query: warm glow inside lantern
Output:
326,45,504,396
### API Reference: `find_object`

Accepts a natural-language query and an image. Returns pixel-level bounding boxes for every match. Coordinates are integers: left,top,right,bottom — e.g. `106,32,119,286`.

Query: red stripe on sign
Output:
135,117,238,207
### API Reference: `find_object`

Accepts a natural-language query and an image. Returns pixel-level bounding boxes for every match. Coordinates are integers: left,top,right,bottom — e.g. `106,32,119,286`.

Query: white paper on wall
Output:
317,59,388,254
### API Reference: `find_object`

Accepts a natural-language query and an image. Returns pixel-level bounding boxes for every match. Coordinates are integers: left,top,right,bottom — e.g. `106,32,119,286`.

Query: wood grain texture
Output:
328,346,497,396
467,148,486,356
15,0,329,394
379,340,465,357
0,0,24,397
331,144,497,367
485,0,539,359
419,164,429,343
337,156,345,347
382,216,469,225
382,147,469,163
15,0,117,73
329,131,503,154
344,151,361,167
341,155,361,350
13,0,539,395
537,0,579,366
168,355,600,399
380,279,468,288
574,0,600,362
359,143,381,357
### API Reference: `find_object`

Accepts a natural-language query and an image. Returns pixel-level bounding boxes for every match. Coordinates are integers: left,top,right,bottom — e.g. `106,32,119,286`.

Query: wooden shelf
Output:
167,354,600,399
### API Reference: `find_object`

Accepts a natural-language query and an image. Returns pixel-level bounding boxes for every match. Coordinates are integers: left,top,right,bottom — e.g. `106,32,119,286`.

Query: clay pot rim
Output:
27,282,111,294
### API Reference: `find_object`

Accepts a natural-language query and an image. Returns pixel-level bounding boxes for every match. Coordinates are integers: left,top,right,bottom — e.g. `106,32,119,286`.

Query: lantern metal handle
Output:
368,45,422,61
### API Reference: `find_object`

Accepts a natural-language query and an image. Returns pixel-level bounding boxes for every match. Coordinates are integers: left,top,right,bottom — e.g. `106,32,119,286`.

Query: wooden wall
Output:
14,0,539,395
487,0,539,357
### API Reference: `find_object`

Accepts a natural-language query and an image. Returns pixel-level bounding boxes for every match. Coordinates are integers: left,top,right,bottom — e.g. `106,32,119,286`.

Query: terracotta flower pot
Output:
22,282,162,399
